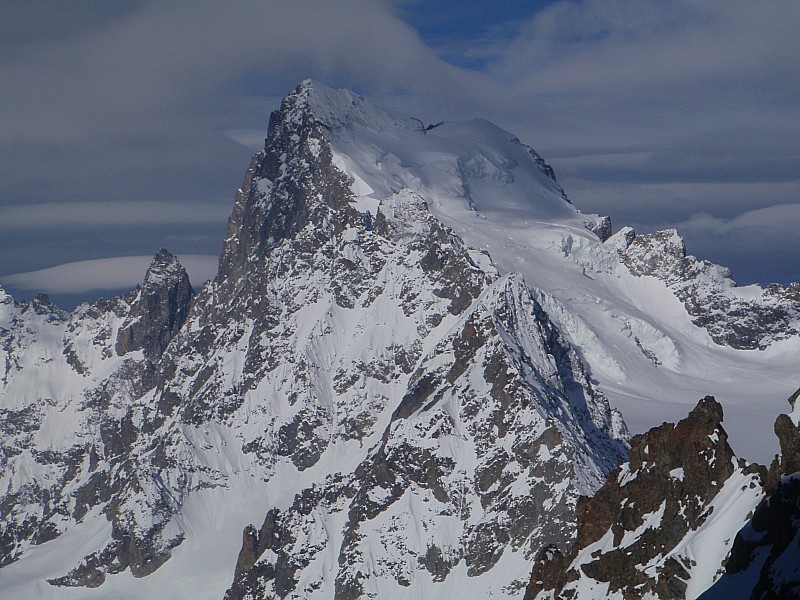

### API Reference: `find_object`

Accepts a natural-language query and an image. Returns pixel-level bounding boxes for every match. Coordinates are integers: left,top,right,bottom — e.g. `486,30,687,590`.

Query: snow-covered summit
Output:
289,79,411,133
275,79,589,234
264,81,799,462
0,80,631,600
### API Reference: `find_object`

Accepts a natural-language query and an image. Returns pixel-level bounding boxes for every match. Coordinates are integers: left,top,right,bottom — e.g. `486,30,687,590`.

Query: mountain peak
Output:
143,248,185,288
115,249,194,357
279,79,403,133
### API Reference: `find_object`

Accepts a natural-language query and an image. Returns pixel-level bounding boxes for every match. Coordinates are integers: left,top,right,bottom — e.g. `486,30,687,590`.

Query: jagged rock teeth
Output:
615,229,800,349
115,249,194,358
526,396,765,600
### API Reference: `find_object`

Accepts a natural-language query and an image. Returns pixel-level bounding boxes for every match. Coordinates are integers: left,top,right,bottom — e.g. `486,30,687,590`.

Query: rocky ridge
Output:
198,81,629,599
608,227,800,350
0,253,193,585
700,389,800,599
525,396,764,600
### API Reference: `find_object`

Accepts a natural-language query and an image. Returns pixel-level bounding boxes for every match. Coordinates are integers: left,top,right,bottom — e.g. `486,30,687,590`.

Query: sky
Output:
1,0,798,308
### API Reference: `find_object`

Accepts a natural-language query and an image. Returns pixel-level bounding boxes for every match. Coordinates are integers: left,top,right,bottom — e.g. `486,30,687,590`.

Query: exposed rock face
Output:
0,251,197,586
610,228,800,349
525,397,764,600
522,142,570,204
583,215,612,242
702,390,800,600
115,249,195,358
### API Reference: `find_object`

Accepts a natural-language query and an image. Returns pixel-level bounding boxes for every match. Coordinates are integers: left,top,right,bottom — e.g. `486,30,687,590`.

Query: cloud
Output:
0,0,467,148
223,128,271,150
0,0,478,209
477,1,799,163
492,0,800,101
0,201,231,230
1,254,219,295
0,0,486,293
558,178,800,223
636,204,800,286
673,203,800,238
438,0,799,284
1,0,798,292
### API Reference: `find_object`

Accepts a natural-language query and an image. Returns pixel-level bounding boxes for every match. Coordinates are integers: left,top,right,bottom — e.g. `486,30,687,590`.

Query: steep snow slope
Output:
305,81,799,464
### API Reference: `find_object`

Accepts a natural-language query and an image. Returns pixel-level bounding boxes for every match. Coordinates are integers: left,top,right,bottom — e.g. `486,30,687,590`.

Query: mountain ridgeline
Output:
0,81,798,599
526,393,800,600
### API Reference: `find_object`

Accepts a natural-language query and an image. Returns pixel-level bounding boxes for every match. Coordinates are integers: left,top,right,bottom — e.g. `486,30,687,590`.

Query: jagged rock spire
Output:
216,81,358,299
115,249,194,358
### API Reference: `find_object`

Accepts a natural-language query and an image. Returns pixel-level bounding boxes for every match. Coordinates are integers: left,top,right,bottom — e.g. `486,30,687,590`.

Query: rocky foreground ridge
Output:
525,392,800,600
700,389,800,599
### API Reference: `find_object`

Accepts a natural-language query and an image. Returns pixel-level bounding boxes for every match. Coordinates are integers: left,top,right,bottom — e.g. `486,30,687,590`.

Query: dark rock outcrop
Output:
522,143,570,203
526,397,761,600
702,389,800,600
216,81,357,301
584,215,613,241
115,249,194,358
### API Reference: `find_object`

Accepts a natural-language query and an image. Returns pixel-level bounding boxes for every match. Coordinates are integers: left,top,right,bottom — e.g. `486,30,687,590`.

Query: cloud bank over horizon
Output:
2,254,219,297
1,0,798,305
